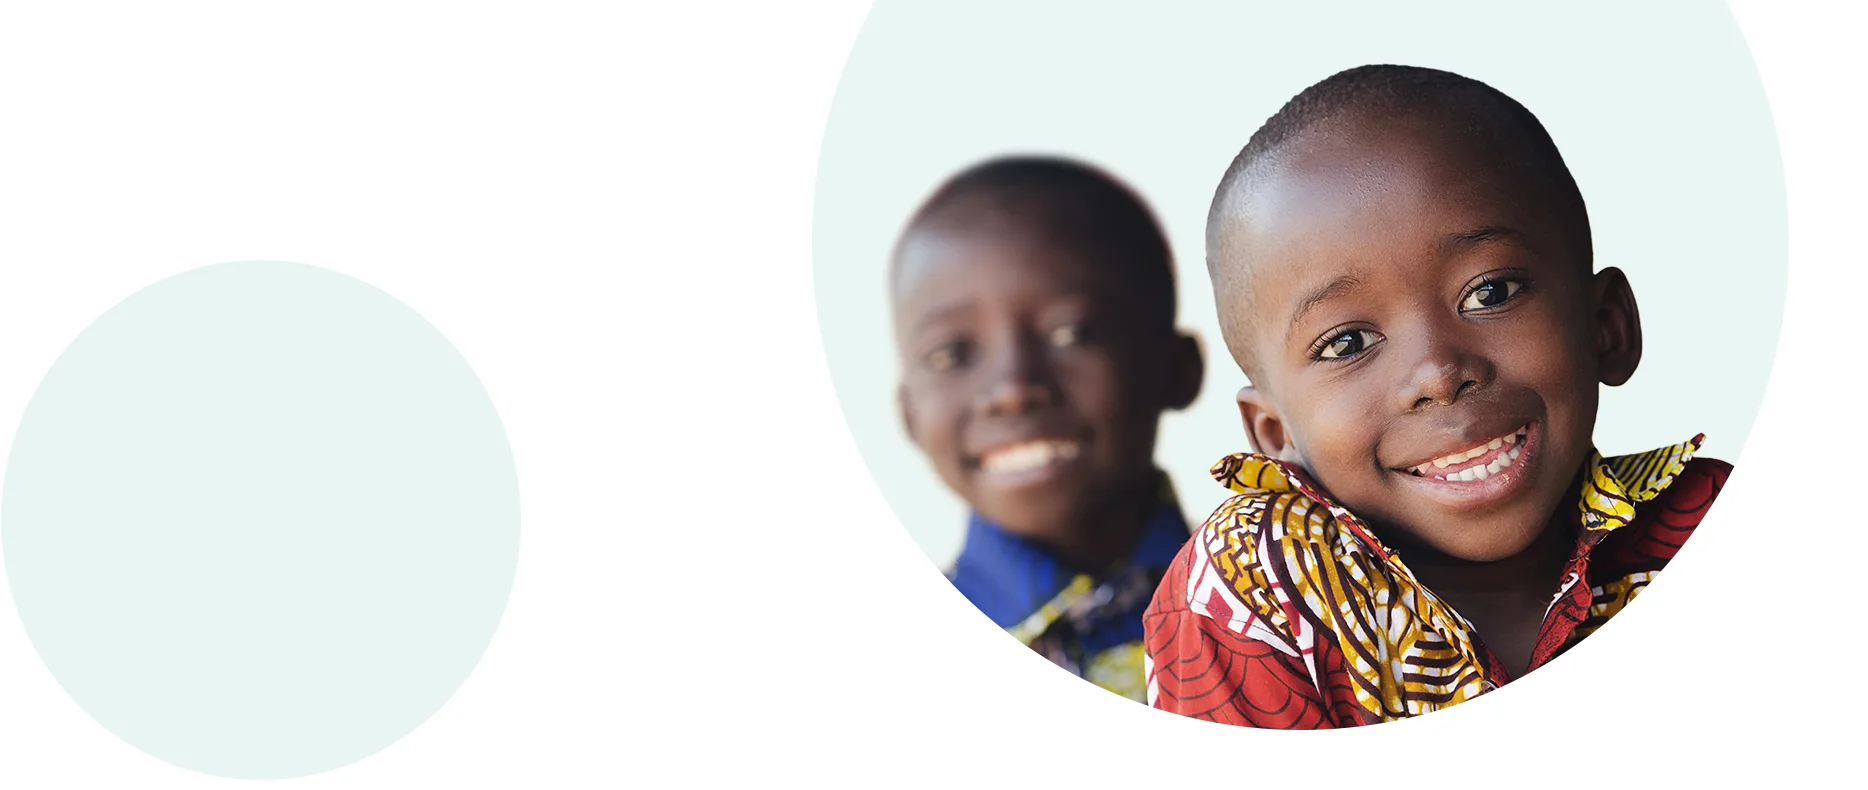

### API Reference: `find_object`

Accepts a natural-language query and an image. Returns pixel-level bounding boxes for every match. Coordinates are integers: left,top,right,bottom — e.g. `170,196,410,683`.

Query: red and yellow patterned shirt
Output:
1141,435,1727,727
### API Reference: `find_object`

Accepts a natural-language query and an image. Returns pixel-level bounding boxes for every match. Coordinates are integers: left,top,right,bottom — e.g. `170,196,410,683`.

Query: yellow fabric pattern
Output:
1007,574,1093,645
1002,473,1187,704
1571,571,1655,642
1084,642,1149,703
1198,436,1703,721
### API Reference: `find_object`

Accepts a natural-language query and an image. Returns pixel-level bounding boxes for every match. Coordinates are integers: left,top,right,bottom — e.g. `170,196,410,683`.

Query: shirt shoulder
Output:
1651,455,1732,522
946,516,1069,629
1141,522,1339,728
1144,484,1347,652
1592,455,1731,574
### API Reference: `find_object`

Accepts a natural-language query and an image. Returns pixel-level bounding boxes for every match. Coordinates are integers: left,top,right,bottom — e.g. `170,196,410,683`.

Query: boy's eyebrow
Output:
1290,275,1364,327
908,300,975,333
1441,225,1527,254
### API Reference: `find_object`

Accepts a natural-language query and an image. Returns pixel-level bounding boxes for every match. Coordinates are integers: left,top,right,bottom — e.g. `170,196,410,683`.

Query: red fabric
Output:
1143,456,1731,728
1143,549,1338,728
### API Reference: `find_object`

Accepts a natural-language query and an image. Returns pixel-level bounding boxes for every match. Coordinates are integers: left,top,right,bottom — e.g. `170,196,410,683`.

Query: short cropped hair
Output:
1209,64,1592,279
1207,65,1593,379
894,156,1178,330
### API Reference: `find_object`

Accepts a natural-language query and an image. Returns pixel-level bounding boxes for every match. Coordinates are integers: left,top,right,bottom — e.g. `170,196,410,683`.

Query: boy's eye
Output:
1460,278,1524,311
1047,323,1083,347
925,341,970,372
1316,329,1383,360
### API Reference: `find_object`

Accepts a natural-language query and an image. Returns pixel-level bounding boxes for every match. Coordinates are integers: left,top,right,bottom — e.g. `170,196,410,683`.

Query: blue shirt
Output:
945,481,1192,700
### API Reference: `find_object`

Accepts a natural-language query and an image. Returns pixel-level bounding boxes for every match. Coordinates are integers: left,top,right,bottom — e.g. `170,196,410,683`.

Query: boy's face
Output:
1215,112,1639,563
892,210,1197,550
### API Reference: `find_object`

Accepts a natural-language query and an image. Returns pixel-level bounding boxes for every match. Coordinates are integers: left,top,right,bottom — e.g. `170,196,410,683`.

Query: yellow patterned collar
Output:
1581,434,1705,531
1210,434,1707,555
1191,434,1707,719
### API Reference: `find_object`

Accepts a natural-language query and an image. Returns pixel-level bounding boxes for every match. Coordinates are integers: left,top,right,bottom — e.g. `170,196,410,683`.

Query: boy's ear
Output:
1237,385,1300,462
1592,267,1643,387
1163,331,1205,411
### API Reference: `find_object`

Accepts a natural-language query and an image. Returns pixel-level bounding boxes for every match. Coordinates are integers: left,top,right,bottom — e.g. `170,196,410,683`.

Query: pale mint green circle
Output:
2,260,520,779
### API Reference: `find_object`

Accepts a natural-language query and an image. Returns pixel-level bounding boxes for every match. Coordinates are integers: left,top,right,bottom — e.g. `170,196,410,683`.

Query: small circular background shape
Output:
814,0,1785,571
2,260,519,779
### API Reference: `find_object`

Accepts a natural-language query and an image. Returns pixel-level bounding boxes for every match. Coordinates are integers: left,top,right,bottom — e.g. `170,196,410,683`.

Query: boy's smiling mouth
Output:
1390,421,1544,510
1405,424,1528,481
976,438,1083,476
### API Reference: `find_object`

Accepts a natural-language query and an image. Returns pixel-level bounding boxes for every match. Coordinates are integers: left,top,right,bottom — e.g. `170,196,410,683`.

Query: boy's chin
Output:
1423,534,1545,564
1397,515,1555,564
976,496,1078,541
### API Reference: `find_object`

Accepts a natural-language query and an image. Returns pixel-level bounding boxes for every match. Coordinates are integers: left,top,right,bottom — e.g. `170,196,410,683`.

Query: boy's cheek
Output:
1298,394,1376,454
903,397,965,480
1509,300,1597,369
1061,358,1148,432
1504,335,1598,405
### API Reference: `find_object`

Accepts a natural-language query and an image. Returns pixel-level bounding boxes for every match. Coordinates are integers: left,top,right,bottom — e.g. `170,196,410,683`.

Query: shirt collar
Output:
947,473,1191,628
1208,434,1707,561
1580,433,1706,531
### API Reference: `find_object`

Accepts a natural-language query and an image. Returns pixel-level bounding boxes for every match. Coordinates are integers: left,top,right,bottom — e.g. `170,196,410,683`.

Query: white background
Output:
813,1,1785,569
0,1,1858,786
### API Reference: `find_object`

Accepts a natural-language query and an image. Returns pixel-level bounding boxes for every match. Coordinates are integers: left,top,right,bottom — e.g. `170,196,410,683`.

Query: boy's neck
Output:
1040,474,1160,573
1389,497,1579,678
1400,510,1576,603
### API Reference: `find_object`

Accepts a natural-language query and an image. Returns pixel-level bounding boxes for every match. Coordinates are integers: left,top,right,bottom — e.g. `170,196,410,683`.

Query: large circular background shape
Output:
2,260,520,779
814,1,1784,573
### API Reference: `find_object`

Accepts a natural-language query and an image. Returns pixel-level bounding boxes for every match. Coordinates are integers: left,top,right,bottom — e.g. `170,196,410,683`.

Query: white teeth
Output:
1409,426,1529,481
981,440,1080,474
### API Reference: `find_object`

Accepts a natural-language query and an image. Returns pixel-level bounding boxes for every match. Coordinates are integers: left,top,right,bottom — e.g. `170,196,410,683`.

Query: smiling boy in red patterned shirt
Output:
1141,64,1731,726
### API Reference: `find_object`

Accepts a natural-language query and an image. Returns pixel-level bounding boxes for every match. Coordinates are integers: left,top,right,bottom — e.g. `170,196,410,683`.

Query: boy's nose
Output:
979,336,1059,416
1400,336,1494,411
983,379,1057,416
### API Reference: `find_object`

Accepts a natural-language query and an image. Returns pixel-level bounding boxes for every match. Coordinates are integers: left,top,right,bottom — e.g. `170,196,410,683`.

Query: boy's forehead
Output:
892,220,1148,316
1220,114,1550,293
1246,114,1507,226
1211,112,1571,371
